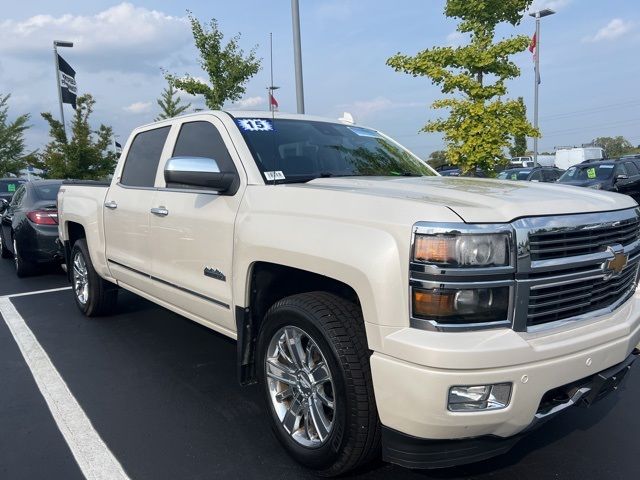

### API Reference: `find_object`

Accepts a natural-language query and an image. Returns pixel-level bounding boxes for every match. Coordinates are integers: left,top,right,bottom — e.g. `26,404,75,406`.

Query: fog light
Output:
448,383,512,411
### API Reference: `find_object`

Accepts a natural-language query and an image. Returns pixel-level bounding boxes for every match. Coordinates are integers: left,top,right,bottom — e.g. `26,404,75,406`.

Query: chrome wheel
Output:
72,251,89,305
265,326,336,448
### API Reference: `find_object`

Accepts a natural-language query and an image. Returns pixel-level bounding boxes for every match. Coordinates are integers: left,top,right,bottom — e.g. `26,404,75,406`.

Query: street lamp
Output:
53,40,74,137
291,0,305,114
529,9,555,167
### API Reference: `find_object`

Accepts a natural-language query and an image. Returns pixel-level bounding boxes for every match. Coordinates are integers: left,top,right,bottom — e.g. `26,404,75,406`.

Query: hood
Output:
297,176,637,223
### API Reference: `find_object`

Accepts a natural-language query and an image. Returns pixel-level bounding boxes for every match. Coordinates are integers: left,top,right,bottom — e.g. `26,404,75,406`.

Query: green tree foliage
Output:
427,150,448,169
509,97,528,157
37,94,117,179
591,136,635,158
165,12,261,110
0,94,31,177
387,0,539,175
155,82,191,121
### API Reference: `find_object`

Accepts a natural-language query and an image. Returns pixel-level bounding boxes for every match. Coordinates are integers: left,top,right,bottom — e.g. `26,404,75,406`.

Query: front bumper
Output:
370,292,640,468
380,350,637,469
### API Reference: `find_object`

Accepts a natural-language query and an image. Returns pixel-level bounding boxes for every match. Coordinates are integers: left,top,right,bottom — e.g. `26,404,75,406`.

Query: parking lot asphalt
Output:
1,258,639,479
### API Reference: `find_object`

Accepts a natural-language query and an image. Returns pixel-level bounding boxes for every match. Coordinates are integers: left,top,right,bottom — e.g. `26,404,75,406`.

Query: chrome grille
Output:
529,217,640,261
527,264,639,327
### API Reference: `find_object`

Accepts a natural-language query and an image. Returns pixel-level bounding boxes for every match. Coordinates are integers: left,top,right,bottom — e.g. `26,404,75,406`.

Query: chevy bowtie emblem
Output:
602,245,627,280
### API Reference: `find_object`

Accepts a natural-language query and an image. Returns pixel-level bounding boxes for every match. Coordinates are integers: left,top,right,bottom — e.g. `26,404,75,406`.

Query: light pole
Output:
529,8,555,167
291,0,305,114
53,40,74,138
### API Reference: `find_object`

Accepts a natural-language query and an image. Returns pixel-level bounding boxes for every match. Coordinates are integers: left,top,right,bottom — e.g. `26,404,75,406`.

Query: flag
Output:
529,33,541,84
269,92,279,110
115,141,122,154
529,32,537,58
57,54,77,109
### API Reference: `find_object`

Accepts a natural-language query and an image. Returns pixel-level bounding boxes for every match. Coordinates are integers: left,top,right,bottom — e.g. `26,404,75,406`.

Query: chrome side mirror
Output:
0,198,8,213
164,156,239,194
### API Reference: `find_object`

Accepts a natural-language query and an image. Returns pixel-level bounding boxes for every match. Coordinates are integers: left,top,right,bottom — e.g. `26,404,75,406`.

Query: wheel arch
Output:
236,262,362,386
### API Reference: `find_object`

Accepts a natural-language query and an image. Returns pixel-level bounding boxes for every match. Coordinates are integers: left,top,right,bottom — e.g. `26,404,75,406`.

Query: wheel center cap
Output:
297,373,312,396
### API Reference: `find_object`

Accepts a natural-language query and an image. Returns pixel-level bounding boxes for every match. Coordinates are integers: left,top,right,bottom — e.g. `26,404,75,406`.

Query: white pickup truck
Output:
58,111,640,475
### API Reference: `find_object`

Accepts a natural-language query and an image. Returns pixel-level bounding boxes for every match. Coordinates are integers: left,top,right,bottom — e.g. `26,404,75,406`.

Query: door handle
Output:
104,200,118,210
150,207,169,217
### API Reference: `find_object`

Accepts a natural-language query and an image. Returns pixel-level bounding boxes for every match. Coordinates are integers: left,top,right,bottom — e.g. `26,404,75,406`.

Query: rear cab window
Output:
120,126,171,188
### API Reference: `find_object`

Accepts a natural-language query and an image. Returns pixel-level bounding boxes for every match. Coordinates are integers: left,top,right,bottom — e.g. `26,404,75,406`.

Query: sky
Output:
0,0,639,159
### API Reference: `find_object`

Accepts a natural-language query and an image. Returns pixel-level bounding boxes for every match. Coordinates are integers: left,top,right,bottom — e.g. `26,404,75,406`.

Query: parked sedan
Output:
557,159,640,201
0,180,63,276
497,166,564,182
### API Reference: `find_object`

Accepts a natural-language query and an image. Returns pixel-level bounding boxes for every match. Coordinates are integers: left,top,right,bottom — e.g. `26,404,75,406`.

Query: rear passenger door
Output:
104,125,171,293
622,161,640,199
149,116,245,332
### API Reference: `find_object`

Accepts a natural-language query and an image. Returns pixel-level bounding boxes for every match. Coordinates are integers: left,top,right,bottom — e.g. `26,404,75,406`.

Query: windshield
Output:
0,179,24,193
234,118,435,183
498,170,531,180
558,164,614,182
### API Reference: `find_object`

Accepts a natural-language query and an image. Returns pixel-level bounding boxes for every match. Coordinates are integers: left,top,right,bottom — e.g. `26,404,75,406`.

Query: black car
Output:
557,159,640,200
0,180,63,276
497,166,564,182
0,178,26,204
436,165,487,177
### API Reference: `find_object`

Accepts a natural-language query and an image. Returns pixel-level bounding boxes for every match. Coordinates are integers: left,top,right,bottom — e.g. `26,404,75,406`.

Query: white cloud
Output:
446,31,468,47
123,101,152,114
584,18,634,43
232,96,265,108
0,3,191,72
339,96,424,118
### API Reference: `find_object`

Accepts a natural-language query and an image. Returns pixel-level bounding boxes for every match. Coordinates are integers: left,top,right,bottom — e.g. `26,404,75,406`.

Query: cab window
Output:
120,126,171,187
172,121,237,174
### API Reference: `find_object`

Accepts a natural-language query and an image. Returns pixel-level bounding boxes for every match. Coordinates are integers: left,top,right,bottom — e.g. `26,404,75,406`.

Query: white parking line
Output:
0,297,130,480
7,286,72,298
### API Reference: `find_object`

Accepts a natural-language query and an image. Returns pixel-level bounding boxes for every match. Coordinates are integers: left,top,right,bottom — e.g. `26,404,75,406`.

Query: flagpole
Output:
533,13,540,168
53,42,66,138
270,32,274,112
529,9,555,168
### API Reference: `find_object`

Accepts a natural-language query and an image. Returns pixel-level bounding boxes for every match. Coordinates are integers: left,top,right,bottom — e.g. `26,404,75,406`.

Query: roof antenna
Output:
339,112,355,124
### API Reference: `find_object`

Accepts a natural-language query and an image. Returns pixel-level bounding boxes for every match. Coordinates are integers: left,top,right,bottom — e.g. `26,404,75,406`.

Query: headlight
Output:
412,287,510,324
414,233,510,267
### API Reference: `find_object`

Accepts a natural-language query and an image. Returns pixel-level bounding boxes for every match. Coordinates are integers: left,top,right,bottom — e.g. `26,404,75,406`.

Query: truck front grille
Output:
527,263,639,327
529,217,640,261
512,208,640,331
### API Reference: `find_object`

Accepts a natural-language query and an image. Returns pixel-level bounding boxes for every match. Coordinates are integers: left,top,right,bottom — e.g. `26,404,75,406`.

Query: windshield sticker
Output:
7,184,16,192
236,118,273,132
587,168,596,179
510,174,518,180
347,126,380,138
264,170,285,181
599,164,614,168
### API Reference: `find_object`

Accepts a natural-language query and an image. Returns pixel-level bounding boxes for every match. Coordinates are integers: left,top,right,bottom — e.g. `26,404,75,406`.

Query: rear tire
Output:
256,292,380,476
70,239,118,316
13,237,35,277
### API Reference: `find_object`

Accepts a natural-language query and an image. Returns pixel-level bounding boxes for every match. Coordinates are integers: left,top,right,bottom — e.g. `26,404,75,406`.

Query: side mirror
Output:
616,174,629,183
164,156,239,194
0,198,8,213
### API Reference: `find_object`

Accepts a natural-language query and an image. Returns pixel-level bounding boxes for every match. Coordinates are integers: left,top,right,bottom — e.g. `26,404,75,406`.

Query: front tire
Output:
256,292,380,476
70,239,118,316
0,231,11,259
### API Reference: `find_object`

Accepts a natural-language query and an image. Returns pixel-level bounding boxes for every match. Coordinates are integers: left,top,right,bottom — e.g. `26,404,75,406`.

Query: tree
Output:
165,12,261,110
387,0,538,175
0,94,31,177
37,94,117,180
509,97,528,157
591,136,635,159
427,150,448,169
155,82,191,121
